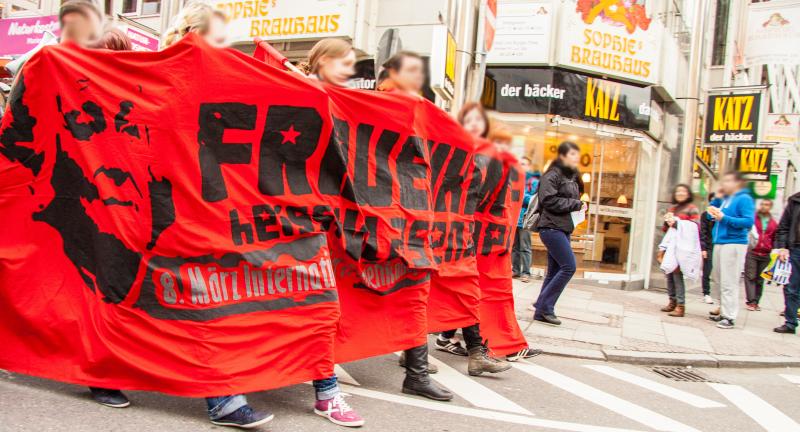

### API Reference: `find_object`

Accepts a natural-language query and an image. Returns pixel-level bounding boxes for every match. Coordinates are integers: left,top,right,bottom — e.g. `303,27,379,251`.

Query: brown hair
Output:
307,38,352,74
163,2,227,47
457,102,490,138
59,0,102,25
94,27,132,51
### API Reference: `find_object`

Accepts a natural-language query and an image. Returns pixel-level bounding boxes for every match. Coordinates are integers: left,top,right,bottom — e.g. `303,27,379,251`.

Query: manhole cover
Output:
650,367,725,383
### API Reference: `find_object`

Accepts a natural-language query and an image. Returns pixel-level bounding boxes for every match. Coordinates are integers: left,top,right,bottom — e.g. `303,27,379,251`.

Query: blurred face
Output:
758,200,773,214
461,108,487,139
389,56,425,94
520,158,531,171
318,50,356,87
202,15,228,47
560,148,580,168
492,139,510,153
674,186,690,203
61,10,102,47
721,174,743,195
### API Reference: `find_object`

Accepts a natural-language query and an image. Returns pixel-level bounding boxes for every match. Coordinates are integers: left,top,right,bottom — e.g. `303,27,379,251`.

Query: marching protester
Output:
432,102,513,376
659,184,701,318
774,191,800,334
700,190,723,305
744,199,778,311
373,50,454,401
512,156,536,283
707,171,755,329
531,141,584,326
59,0,103,47
93,26,133,51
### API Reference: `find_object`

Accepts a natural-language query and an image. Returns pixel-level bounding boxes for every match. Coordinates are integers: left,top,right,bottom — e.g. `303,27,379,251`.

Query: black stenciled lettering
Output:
114,101,140,138
286,206,313,234
198,103,256,202
229,209,254,245
396,135,429,210
354,124,395,206
481,222,506,256
63,100,107,140
436,147,467,213
408,220,431,267
450,221,465,261
318,117,356,202
428,142,451,190
490,168,511,217
509,166,521,203
252,204,280,241
259,105,322,196
465,154,488,214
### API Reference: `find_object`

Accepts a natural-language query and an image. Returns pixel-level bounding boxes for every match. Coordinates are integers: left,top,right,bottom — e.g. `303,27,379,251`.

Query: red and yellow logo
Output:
576,0,651,34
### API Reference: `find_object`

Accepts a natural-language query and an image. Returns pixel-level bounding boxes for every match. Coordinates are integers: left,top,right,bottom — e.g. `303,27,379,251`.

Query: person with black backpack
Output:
530,142,585,326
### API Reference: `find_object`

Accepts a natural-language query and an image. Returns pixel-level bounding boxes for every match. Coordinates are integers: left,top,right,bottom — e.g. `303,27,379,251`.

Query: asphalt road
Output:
2,342,800,432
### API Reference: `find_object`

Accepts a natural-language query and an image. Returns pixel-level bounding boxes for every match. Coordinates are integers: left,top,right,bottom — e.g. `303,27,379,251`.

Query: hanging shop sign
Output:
735,147,773,181
211,0,356,43
0,15,60,57
704,93,762,144
745,0,800,67
429,26,457,100
486,0,553,65
763,113,800,144
557,0,661,84
482,67,650,130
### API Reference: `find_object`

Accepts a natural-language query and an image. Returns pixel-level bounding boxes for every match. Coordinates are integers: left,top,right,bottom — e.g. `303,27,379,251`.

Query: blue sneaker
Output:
210,405,274,429
89,387,130,408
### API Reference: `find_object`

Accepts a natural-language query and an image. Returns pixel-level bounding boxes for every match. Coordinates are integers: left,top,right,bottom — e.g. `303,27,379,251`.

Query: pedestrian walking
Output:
700,190,723,304
433,102,514,374
531,141,585,326
707,171,755,329
773,192,800,334
512,156,536,283
744,199,778,311
659,184,701,318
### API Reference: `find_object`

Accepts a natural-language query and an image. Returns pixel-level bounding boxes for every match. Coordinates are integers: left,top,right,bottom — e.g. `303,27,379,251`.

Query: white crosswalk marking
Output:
709,383,800,432
584,365,726,408
334,364,360,386
426,355,532,415
779,374,800,385
340,384,645,432
513,362,701,432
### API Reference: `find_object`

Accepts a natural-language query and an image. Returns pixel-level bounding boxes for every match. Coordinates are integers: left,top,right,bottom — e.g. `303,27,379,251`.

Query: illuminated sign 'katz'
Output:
704,93,761,144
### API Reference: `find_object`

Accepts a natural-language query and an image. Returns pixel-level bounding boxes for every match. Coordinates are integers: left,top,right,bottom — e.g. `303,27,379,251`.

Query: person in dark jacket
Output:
744,199,778,311
774,192,800,334
700,191,723,304
532,141,585,326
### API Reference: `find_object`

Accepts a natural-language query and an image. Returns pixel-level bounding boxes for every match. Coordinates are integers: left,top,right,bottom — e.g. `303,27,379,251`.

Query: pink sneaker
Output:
314,394,365,427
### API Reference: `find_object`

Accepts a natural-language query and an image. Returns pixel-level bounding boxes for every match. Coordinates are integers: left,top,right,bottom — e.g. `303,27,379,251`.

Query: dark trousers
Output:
784,248,800,330
702,250,713,296
441,323,482,350
512,227,532,276
744,252,771,305
534,228,576,316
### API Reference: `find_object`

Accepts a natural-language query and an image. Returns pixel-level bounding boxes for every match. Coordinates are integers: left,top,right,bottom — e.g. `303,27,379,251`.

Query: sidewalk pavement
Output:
512,277,800,368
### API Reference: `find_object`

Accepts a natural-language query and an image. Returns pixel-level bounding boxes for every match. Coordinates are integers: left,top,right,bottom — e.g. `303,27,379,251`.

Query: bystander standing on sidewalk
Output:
659,184,700,318
512,156,537,283
744,199,777,311
774,192,800,334
700,190,723,305
707,172,755,329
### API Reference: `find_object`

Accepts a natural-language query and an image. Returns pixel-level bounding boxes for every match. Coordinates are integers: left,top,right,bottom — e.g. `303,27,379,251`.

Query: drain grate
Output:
650,367,725,383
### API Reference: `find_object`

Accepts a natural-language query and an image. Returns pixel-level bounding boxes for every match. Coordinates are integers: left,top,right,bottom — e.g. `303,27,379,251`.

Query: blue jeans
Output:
783,247,800,330
313,375,339,400
206,395,247,420
534,229,576,316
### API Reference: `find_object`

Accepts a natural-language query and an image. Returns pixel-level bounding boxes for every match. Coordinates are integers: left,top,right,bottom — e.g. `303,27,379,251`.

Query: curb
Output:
536,344,800,368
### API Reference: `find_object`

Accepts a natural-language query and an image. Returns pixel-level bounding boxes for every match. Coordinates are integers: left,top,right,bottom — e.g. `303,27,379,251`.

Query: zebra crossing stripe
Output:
513,362,701,432
584,365,725,408
779,374,800,385
709,383,800,432
334,364,360,386
339,384,645,432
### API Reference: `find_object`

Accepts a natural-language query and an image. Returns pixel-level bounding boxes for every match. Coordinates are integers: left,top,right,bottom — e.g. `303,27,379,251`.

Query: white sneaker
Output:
703,295,714,304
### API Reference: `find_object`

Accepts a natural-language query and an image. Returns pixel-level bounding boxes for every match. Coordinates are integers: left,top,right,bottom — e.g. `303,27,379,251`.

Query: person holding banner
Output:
532,141,585,326
774,191,800,334
59,0,103,47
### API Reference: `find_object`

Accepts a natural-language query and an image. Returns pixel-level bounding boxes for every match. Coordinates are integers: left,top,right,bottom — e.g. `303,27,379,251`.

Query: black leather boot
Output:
401,344,453,401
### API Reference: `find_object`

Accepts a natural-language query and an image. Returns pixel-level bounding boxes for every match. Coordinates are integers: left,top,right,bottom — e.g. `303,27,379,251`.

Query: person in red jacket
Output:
744,199,778,311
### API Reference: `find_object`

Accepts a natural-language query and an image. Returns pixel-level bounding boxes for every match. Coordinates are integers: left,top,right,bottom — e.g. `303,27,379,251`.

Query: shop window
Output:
122,0,137,14
711,0,731,66
142,0,160,15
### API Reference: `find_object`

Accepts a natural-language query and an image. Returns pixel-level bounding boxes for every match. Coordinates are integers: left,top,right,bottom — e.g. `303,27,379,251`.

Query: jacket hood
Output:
789,192,800,203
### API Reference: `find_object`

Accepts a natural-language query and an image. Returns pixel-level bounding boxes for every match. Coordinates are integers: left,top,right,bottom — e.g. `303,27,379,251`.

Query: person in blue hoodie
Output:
512,157,539,283
707,171,755,329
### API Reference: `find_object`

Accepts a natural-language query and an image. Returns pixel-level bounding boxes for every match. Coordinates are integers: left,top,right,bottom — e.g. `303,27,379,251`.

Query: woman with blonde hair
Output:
162,2,228,48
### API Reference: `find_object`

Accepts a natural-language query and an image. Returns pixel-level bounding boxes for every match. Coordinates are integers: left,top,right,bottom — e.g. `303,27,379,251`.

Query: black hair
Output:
558,141,580,156
708,192,716,202
671,183,694,205
723,170,745,182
